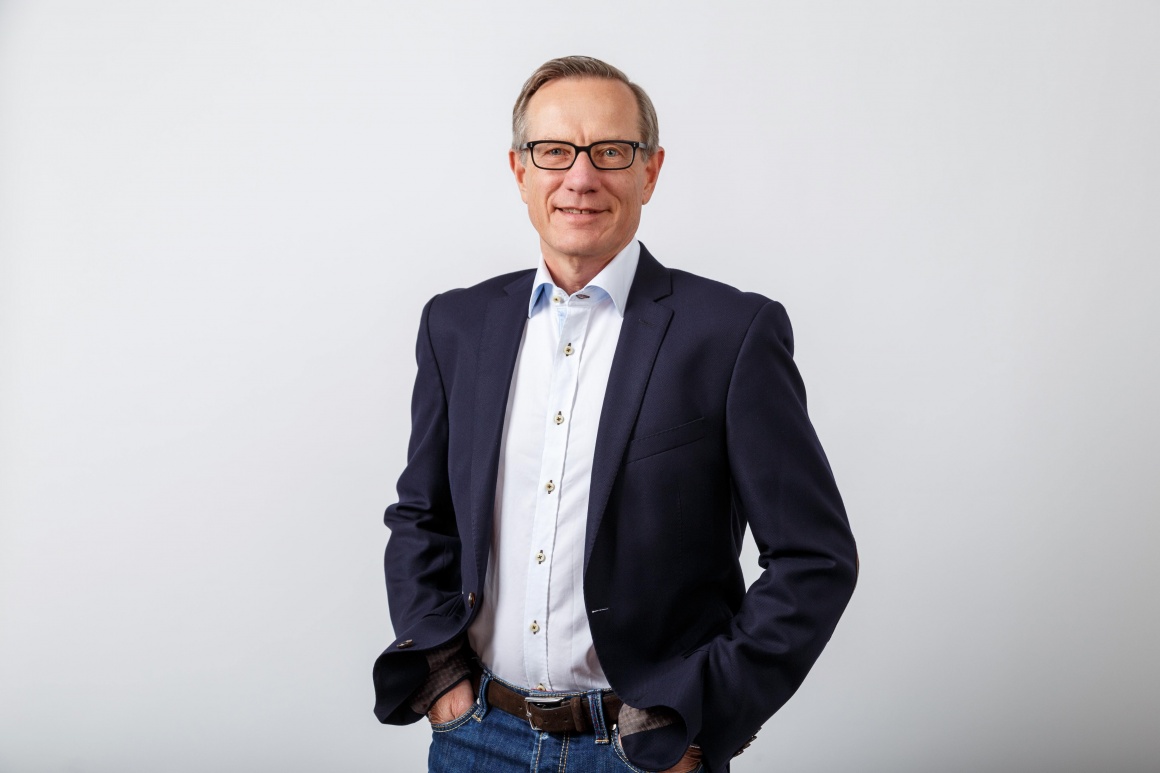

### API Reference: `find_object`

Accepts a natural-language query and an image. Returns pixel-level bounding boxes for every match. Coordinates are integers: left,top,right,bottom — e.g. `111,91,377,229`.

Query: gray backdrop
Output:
2,1,1158,771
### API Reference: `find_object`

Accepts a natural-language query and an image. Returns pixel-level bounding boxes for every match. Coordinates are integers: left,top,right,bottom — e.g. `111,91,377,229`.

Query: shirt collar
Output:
527,239,640,319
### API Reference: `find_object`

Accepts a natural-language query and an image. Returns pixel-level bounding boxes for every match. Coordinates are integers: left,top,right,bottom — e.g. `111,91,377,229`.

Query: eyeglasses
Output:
522,140,643,171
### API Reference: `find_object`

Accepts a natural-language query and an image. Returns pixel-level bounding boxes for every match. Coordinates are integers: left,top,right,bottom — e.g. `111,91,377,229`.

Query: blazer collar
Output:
468,270,534,580
585,243,674,569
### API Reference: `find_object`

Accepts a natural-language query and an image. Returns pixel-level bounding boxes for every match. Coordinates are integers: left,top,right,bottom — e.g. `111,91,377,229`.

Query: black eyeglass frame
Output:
521,140,645,171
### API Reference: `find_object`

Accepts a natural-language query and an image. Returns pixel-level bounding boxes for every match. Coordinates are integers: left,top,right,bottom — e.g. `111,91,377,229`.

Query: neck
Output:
542,243,628,295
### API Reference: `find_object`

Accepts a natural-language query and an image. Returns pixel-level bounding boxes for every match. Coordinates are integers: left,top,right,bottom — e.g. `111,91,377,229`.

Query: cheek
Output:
524,180,552,210
612,180,644,209
635,180,651,206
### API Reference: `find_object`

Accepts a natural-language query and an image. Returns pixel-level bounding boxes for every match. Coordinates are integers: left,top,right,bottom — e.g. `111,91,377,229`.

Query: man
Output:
374,56,857,773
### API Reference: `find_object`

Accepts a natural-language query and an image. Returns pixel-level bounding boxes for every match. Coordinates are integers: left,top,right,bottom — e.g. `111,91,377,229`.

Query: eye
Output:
589,143,634,166
532,143,575,168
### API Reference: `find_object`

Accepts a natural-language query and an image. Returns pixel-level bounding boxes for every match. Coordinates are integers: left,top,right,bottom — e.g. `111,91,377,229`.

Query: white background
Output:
2,2,1158,771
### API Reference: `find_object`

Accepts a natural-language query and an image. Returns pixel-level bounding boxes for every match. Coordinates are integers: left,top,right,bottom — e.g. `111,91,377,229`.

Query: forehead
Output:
524,77,641,141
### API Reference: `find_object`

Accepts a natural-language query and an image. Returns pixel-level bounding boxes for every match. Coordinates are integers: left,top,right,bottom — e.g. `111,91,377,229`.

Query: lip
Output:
554,206,607,216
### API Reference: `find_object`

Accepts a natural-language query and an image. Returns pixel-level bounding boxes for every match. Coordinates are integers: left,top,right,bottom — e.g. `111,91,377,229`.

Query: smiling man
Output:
510,76,662,290
373,56,858,773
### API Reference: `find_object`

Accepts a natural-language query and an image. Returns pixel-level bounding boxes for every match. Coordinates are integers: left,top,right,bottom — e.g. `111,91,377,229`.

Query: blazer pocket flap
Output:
625,417,706,464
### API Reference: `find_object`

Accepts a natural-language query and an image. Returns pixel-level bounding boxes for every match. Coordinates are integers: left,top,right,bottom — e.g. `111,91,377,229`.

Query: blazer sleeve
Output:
373,294,466,725
692,300,858,769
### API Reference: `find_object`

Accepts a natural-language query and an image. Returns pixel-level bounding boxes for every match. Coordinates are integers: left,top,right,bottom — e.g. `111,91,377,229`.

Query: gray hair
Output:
511,56,660,156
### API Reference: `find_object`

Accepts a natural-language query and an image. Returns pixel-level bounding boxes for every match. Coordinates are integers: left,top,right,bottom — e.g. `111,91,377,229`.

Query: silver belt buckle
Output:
524,696,564,731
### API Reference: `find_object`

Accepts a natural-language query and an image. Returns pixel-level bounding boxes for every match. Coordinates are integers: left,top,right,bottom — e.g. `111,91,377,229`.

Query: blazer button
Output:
467,592,476,608
733,733,759,757
396,639,414,649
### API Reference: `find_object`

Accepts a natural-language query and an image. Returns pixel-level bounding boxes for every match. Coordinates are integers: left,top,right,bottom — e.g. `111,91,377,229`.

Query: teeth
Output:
561,208,596,214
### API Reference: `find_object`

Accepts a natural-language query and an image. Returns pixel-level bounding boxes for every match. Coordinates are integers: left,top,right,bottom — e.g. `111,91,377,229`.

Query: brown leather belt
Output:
472,673,622,733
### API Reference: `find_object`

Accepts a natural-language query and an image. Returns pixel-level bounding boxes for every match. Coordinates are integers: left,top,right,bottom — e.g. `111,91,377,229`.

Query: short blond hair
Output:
511,56,660,156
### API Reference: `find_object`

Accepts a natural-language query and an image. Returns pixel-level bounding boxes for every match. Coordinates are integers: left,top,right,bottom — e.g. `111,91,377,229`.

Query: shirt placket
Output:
522,289,593,691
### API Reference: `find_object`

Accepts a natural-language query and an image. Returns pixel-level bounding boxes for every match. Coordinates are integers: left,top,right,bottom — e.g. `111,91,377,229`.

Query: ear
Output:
510,149,529,203
640,146,665,205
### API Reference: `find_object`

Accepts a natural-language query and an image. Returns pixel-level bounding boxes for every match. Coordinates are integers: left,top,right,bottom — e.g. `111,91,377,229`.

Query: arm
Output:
383,295,462,630
697,300,859,768
374,295,469,724
620,299,857,772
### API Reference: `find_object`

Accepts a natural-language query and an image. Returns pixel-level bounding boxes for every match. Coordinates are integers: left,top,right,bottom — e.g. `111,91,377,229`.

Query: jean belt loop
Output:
476,670,492,718
587,690,610,744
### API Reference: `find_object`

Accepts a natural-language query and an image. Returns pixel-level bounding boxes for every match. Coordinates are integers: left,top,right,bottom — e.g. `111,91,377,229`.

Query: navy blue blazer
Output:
374,245,857,773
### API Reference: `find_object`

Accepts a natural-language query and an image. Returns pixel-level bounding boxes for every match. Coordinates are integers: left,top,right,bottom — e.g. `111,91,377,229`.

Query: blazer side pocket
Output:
625,417,706,464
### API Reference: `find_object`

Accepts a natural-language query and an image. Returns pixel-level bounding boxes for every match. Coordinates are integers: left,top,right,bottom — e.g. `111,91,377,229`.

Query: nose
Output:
562,149,600,192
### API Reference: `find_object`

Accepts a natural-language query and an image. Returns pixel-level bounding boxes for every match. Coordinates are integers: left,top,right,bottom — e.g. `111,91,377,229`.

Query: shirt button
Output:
563,343,574,356
467,592,476,608
545,480,555,493
554,412,564,425
536,683,546,691
552,296,562,304
536,550,545,564
530,621,540,634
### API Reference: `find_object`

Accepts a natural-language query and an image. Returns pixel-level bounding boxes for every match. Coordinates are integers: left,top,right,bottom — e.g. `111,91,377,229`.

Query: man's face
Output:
510,77,664,270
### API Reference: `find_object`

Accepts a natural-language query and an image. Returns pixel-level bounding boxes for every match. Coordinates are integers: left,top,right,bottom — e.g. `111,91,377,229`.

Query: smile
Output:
557,208,602,215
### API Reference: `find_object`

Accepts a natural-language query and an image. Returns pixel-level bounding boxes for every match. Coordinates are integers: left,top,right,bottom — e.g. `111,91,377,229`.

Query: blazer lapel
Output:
585,245,674,570
469,272,533,582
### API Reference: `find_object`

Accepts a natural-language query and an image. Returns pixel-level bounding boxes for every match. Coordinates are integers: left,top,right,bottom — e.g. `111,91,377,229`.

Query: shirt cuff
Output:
617,703,681,735
407,638,475,716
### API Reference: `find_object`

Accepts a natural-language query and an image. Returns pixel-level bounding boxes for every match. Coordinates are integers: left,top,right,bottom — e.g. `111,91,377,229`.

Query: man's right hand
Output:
427,679,475,724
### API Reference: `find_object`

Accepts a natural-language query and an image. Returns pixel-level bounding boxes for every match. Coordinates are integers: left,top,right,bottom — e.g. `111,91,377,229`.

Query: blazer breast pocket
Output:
624,417,706,464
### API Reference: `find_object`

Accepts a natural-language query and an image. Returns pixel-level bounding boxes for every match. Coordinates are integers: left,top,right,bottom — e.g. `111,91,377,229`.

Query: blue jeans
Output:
427,669,701,773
